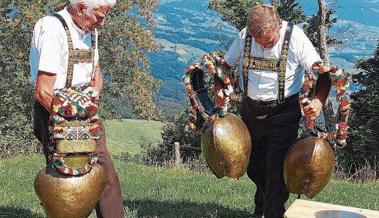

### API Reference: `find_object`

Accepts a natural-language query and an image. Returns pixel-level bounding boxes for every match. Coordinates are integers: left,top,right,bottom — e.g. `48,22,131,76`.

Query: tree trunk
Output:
318,0,330,65
318,0,335,136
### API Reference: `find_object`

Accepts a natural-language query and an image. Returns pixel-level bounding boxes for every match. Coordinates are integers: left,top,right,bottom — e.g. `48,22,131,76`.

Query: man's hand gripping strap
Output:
183,51,240,132
300,62,352,148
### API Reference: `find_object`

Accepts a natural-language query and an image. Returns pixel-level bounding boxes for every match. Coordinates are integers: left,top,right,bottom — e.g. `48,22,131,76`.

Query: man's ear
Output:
77,3,88,15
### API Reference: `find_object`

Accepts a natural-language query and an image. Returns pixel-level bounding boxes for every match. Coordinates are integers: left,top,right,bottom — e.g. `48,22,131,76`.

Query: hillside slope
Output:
104,119,165,156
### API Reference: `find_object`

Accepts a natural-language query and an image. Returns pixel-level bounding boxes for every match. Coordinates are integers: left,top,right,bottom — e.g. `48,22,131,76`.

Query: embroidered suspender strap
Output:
242,33,253,97
278,22,294,103
51,13,74,88
51,13,96,88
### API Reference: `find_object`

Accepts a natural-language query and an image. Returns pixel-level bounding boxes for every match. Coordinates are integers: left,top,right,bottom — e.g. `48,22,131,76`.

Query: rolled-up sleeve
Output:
225,30,244,67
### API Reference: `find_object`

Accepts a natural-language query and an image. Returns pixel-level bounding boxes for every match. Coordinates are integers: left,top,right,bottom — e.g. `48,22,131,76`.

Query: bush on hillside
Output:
144,109,202,164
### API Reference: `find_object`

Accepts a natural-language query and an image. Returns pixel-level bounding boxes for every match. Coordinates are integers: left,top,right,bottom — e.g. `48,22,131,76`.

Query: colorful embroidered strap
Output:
49,87,101,176
51,13,96,88
48,14,99,175
300,62,352,148
183,51,239,132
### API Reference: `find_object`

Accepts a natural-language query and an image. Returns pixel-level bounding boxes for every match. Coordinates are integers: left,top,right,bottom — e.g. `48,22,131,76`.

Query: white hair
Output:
70,0,116,9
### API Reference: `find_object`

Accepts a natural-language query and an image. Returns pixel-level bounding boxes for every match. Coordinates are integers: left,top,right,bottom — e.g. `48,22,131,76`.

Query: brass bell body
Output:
284,136,335,198
34,165,107,218
201,113,252,179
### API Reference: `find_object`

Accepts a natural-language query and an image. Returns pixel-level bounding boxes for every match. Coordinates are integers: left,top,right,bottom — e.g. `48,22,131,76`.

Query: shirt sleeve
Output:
29,19,42,84
36,17,66,75
225,30,244,67
293,26,322,73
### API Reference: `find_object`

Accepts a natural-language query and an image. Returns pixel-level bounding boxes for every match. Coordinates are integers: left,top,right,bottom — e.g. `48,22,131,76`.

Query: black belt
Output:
245,93,299,108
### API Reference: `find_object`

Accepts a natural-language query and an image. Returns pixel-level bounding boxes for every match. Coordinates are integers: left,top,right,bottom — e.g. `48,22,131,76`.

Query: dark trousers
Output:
240,95,301,218
33,101,125,218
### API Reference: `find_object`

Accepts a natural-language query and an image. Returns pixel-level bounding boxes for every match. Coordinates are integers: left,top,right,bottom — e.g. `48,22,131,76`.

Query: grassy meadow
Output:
0,119,378,217
104,119,164,156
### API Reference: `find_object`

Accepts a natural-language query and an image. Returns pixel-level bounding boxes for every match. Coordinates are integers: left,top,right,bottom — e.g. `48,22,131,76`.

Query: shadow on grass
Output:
0,206,43,218
123,199,251,218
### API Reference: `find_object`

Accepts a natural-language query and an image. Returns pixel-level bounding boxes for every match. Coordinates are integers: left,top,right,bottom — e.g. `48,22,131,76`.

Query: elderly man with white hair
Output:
30,0,124,217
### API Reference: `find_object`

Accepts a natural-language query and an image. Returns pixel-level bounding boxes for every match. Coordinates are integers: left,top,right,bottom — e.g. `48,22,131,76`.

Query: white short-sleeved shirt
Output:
29,8,99,89
225,21,321,101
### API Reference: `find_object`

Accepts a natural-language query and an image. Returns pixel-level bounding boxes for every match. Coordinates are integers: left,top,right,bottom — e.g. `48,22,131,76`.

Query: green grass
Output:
0,155,378,218
104,119,164,156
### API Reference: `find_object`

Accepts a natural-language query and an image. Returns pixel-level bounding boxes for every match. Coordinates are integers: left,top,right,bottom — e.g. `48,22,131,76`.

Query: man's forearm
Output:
90,64,103,94
35,89,53,113
34,71,56,113
314,72,331,104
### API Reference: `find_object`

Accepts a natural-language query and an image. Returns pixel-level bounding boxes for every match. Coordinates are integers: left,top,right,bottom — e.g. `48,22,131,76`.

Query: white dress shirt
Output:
225,21,321,101
30,8,99,89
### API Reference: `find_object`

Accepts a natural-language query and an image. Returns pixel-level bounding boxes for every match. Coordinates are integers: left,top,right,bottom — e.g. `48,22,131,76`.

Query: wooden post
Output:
174,142,182,165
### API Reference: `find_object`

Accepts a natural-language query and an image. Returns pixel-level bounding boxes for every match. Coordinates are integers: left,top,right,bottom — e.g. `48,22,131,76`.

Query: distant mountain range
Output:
298,0,379,69
150,0,379,114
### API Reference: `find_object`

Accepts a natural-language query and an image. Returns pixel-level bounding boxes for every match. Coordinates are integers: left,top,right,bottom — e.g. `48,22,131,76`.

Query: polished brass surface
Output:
63,155,92,169
34,165,106,218
57,140,97,153
202,113,252,179
284,136,335,199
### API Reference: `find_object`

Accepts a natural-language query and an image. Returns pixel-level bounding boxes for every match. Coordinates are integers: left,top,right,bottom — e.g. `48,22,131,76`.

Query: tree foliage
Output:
208,0,306,31
98,0,162,119
303,5,342,50
338,44,379,174
271,0,306,24
0,0,161,156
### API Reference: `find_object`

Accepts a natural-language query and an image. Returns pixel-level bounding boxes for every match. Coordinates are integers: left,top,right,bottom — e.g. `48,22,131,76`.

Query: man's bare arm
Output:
90,63,103,95
303,72,331,121
34,71,56,113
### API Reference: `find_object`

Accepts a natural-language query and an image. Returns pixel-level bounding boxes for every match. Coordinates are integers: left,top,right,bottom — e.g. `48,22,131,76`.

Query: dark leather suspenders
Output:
278,22,294,103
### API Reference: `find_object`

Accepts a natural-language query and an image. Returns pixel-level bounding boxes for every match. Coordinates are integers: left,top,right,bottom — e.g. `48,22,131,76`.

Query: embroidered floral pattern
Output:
49,87,101,176
52,87,98,117
300,62,352,147
183,51,239,132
